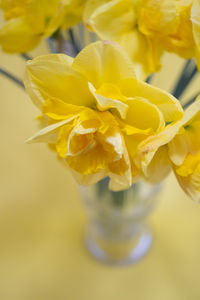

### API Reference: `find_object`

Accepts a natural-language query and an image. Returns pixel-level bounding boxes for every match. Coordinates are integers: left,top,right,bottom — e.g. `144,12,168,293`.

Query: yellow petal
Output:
168,100,200,165
67,131,95,157
163,1,194,58
119,118,153,159
88,82,128,119
191,0,200,67
119,120,153,136
176,152,200,177
141,146,171,184
84,0,164,77
108,135,132,191
25,54,94,109
72,40,136,88
173,152,200,203
56,123,74,158
1,0,27,20
138,121,182,167
42,97,84,120
0,17,40,53
125,97,165,132
138,0,177,36
57,108,133,189
168,131,192,166
26,0,64,37
121,78,183,122
84,0,136,41
62,0,88,30
66,144,110,175
95,82,127,102
139,100,200,182
25,119,73,144
118,30,162,78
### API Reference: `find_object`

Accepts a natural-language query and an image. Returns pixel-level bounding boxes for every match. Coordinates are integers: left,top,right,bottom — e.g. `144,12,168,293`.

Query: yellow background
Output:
1,26,200,299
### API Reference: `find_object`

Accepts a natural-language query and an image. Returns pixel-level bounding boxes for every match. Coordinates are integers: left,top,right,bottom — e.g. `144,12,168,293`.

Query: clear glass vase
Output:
80,179,161,266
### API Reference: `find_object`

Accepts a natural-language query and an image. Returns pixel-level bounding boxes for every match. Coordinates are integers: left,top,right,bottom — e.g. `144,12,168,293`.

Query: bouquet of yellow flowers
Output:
1,0,200,264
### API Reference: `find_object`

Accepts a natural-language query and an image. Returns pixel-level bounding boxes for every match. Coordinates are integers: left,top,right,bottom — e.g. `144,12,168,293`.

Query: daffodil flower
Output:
84,0,200,78
84,0,155,79
139,99,200,202
25,41,183,191
0,0,64,53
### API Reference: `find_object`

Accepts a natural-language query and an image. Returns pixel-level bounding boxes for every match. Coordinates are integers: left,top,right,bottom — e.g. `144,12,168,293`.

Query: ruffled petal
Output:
42,97,84,120
84,0,136,41
141,146,171,183
72,40,136,88
138,121,182,167
125,97,165,132
25,54,94,108
138,0,177,36
168,100,200,165
173,152,200,203
121,78,183,122
118,31,155,79
88,82,128,119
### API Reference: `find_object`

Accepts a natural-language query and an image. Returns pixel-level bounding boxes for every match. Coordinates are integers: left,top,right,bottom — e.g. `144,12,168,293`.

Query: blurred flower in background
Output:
0,0,87,53
84,0,200,78
139,98,200,202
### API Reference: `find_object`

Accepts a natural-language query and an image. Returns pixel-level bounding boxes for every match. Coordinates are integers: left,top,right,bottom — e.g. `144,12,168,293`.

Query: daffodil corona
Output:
25,41,184,192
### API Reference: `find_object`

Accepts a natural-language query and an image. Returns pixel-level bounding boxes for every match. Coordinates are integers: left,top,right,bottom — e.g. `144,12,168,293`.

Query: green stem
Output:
47,37,58,53
96,177,109,199
111,191,125,208
20,53,32,60
0,68,24,89
68,28,80,55
146,74,154,84
183,92,200,109
172,59,197,99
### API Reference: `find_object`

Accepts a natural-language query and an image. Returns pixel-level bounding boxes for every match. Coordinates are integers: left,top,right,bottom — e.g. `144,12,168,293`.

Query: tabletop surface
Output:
1,31,200,300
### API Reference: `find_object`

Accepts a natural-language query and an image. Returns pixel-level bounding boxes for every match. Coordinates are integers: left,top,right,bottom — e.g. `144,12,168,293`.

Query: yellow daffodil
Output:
139,0,195,58
25,41,183,191
0,0,86,53
84,0,200,78
84,0,155,79
139,99,200,202
0,0,64,53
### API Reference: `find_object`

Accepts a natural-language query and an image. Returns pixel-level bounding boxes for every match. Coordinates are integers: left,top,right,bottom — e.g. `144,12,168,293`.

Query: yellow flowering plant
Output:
0,1,199,202
1,0,200,265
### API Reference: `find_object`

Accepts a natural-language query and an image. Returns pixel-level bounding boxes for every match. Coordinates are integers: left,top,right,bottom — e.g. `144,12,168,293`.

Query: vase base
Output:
85,226,152,266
